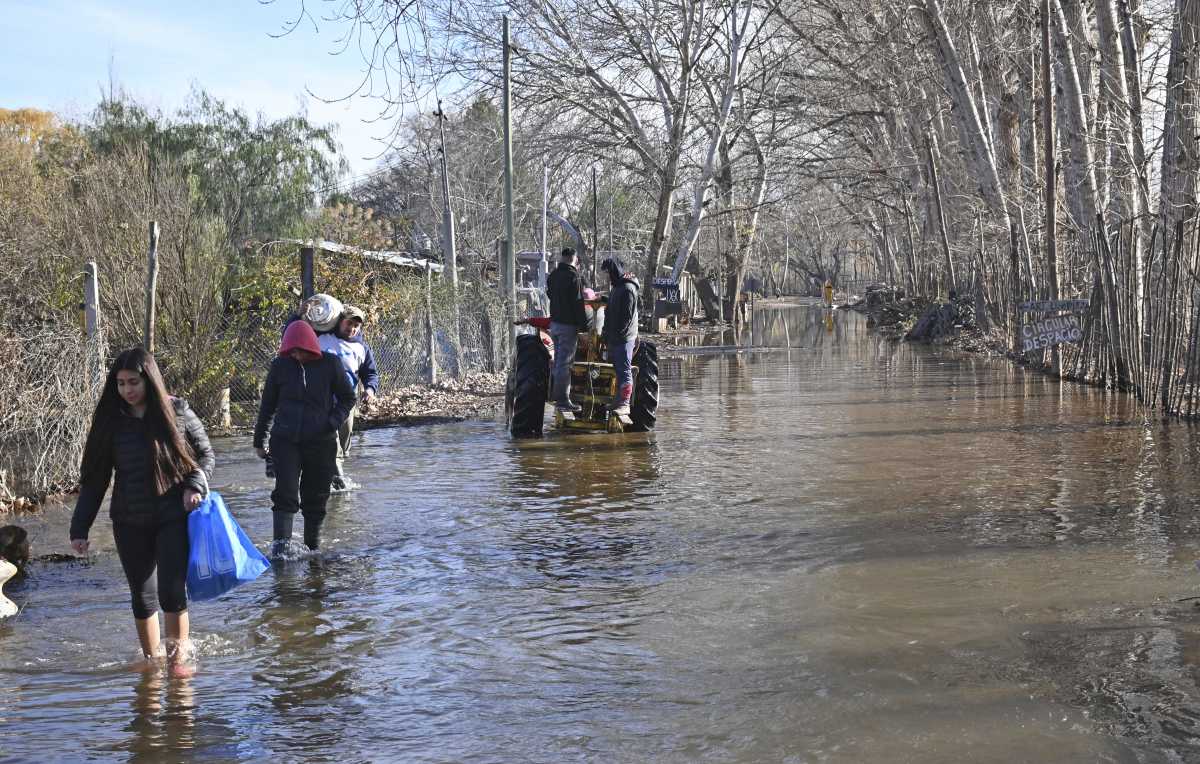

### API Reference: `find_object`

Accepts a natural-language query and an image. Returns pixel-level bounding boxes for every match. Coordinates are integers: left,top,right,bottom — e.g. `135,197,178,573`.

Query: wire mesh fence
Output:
82,246,513,429
160,286,510,429
1,246,514,501
0,328,106,500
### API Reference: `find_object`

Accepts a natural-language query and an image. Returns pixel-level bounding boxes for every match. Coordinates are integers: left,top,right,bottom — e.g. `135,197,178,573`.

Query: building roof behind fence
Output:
271,238,445,273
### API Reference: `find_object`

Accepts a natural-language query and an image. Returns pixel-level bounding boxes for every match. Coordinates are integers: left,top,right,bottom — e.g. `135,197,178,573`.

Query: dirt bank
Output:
843,286,1059,364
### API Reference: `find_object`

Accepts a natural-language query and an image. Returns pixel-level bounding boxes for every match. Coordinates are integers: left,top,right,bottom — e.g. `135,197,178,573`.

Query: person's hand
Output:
255,447,268,460
183,489,202,511
70,538,89,556
361,389,376,407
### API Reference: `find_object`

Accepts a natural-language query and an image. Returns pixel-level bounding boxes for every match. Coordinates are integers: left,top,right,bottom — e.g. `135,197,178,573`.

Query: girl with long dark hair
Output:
70,348,215,670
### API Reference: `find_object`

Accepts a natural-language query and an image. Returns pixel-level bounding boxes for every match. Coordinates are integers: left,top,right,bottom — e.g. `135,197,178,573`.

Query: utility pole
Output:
434,100,457,293
591,165,599,284
608,191,614,253
502,16,517,332
541,165,549,265
435,100,461,373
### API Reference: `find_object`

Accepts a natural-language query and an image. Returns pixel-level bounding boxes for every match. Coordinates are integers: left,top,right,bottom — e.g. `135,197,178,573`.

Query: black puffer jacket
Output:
602,274,640,344
253,353,355,449
547,262,589,329
70,398,216,539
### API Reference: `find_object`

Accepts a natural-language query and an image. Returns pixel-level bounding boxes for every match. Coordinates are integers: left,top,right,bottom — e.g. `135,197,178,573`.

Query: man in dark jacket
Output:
546,247,589,412
600,256,640,416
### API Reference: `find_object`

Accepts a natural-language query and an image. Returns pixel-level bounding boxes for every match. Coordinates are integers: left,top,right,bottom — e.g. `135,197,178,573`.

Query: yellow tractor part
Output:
555,360,638,433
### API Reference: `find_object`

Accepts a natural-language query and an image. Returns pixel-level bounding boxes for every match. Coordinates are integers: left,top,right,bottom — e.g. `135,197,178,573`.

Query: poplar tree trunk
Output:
917,0,1011,228
1051,0,1101,231
670,0,751,281
1160,0,1200,232
727,134,769,322
1095,0,1148,356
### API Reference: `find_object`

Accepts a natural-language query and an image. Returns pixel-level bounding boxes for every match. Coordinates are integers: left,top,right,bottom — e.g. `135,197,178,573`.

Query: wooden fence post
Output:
219,387,232,430
83,260,103,391
144,221,159,352
301,244,315,299
83,261,100,341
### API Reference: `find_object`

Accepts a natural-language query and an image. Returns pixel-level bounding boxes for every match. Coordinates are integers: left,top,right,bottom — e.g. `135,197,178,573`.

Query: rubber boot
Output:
272,511,294,541
303,519,322,551
613,383,633,416
270,511,295,559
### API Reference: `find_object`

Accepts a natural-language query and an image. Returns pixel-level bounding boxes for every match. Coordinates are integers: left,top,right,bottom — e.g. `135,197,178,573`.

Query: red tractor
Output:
505,303,659,438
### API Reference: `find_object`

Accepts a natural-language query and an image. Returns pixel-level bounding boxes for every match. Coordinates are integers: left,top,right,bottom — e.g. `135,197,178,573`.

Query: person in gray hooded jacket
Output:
600,256,640,416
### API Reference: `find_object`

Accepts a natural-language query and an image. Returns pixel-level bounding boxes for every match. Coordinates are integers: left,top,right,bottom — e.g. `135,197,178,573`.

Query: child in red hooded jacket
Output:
254,320,356,554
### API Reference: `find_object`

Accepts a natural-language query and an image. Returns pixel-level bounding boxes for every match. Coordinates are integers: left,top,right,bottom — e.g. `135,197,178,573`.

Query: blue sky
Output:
1,0,399,177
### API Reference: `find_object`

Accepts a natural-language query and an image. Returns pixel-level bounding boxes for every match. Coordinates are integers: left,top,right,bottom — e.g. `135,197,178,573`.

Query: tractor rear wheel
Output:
629,340,659,432
506,333,550,438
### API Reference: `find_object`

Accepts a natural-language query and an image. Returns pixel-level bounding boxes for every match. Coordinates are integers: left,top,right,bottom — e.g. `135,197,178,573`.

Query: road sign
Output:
653,278,681,303
1019,299,1089,312
1020,314,1083,352
653,277,682,315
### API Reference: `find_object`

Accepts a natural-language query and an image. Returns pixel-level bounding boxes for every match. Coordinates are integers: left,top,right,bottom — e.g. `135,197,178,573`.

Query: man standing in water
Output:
318,305,379,491
546,247,589,413
600,256,640,416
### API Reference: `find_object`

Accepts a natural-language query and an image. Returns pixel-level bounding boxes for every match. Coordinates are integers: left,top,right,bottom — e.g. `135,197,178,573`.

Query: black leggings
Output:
112,518,189,620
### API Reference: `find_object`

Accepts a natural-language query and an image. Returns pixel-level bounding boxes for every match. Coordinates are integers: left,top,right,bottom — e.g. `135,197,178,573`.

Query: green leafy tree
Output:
87,89,347,249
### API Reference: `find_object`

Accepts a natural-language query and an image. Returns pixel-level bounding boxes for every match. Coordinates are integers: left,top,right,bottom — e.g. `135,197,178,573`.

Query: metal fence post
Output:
425,262,437,385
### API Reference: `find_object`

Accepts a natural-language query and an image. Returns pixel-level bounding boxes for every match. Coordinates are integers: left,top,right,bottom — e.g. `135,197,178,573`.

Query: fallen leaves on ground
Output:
358,372,506,427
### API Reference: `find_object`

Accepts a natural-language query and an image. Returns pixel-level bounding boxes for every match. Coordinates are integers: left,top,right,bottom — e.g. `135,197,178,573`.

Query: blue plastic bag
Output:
186,491,270,602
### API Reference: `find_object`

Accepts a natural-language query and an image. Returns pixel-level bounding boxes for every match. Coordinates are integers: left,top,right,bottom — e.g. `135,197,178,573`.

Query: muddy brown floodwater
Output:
5,302,1200,762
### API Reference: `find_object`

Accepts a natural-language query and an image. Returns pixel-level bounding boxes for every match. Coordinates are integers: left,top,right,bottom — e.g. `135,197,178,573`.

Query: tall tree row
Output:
317,0,1200,354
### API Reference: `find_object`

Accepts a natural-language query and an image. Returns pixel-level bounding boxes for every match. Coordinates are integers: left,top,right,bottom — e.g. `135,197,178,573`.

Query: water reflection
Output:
120,669,196,761
249,560,376,753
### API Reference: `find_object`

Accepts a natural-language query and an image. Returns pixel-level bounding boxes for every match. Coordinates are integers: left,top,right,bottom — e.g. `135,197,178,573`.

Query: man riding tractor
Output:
506,257,659,438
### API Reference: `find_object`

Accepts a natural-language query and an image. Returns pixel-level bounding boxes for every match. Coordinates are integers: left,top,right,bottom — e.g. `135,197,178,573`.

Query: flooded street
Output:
7,303,1200,761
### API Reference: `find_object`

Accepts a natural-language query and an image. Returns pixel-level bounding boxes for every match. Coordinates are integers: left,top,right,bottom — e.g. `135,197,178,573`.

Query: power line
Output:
313,161,405,196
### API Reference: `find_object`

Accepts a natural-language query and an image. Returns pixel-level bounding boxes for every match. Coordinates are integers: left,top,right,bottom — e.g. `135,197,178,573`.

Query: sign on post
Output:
1019,299,1089,312
653,277,682,316
1019,299,1089,353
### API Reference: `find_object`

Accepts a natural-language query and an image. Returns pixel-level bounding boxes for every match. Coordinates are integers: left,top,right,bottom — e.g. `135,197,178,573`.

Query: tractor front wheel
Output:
506,333,551,438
